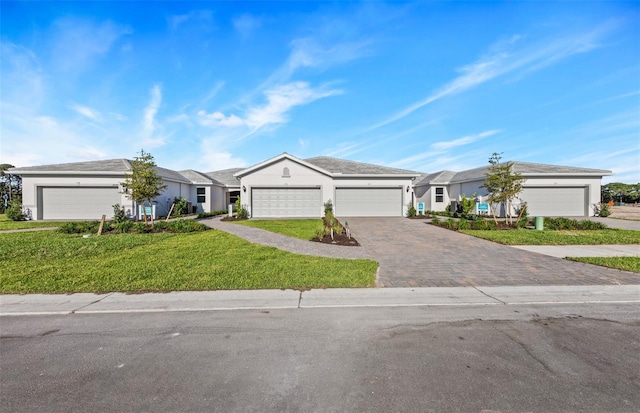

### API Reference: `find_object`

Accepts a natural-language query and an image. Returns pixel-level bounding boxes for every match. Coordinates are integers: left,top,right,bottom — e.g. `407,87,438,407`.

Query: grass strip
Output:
233,219,322,240
566,257,640,273
0,214,64,231
460,229,640,245
0,230,377,294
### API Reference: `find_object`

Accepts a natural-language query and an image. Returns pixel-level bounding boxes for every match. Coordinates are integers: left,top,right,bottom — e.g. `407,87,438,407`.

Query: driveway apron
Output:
344,218,639,288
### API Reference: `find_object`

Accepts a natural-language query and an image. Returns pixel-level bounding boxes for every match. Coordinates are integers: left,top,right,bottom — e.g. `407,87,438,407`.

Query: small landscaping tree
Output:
481,153,526,226
121,150,167,223
460,194,476,216
1,164,21,213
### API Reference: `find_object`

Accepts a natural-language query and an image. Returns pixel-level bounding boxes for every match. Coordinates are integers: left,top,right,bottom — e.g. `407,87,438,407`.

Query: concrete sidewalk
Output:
514,244,640,258
2,285,638,316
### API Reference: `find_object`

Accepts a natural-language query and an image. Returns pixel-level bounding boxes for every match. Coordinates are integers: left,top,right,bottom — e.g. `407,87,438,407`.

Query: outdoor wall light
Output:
406,186,410,193
242,185,246,192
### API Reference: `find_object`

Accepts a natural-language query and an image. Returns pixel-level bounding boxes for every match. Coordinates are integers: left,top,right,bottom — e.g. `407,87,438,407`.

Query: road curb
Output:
2,285,638,316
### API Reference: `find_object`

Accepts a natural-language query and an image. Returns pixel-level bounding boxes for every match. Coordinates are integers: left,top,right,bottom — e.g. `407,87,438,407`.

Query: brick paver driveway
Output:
345,217,639,287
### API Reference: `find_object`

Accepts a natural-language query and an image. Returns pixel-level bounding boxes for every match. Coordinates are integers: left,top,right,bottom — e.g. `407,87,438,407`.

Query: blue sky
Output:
1,1,638,183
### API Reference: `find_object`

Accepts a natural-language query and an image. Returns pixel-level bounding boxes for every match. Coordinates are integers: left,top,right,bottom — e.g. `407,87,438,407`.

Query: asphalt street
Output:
2,301,639,413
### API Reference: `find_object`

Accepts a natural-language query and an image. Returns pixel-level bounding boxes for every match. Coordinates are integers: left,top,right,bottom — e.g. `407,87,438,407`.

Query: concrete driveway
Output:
344,217,639,287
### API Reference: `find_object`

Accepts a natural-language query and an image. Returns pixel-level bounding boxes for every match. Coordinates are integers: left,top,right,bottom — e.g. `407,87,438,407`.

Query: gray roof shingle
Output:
178,170,215,184
205,168,243,186
414,170,457,186
305,156,420,175
9,158,192,183
450,161,612,183
10,159,131,173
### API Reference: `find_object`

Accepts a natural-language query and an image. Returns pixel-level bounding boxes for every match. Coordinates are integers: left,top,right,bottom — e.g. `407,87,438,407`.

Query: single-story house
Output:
10,159,240,220
414,162,612,217
9,153,611,220
234,153,418,218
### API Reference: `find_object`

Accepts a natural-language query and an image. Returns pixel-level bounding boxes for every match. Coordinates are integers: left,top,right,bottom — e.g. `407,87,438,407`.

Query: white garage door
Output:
335,187,403,217
251,187,321,218
41,187,121,220
520,187,587,217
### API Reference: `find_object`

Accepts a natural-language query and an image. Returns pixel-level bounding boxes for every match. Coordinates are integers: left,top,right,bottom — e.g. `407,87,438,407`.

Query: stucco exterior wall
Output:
20,174,133,221
239,158,416,217
238,158,333,217
518,176,602,210
414,184,450,212
20,174,195,220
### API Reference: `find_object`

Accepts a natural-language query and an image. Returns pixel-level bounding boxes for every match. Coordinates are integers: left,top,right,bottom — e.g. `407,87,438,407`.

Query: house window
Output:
197,187,206,203
435,187,444,203
229,191,240,205
282,167,290,177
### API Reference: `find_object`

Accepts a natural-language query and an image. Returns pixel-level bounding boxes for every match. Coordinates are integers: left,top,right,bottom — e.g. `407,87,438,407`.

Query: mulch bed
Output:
311,234,360,246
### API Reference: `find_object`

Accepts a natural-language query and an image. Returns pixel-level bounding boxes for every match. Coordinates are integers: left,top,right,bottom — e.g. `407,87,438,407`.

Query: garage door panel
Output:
252,188,321,218
335,187,402,217
41,187,121,220
520,187,586,217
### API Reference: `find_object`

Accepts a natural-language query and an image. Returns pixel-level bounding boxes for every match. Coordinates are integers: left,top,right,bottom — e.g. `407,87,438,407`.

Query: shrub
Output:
443,218,457,229
324,200,333,215
133,222,149,233
315,227,326,240
460,194,476,215
197,209,228,219
5,201,24,221
472,219,497,230
112,204,127,223
152,221,169,232
234,198,249,219
457,219,471,230
407,203,417,217
578,220,607,230
598,202,612,217
165,219,208,233
332,220,343,236
545,217,578,230
173,197,189,215
431,216,441,225
113,220,133,234
58,221,100,234
325,209,335,223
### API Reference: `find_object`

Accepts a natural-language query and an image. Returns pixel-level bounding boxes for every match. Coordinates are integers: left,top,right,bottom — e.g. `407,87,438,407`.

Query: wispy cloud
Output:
233,14,263,39
324,141,367,158
197,110,244,127
366,23,617,132
0,42,44,108
387,130,501,169
139,84,166,148
168,10,214,32
265,37,371,88
431,129,500,150
49,17,131,73
70,104,102,122
195,81,342,139
243,82,342,137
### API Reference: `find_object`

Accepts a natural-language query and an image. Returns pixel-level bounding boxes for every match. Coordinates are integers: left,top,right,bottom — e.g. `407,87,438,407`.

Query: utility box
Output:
535,216,544,231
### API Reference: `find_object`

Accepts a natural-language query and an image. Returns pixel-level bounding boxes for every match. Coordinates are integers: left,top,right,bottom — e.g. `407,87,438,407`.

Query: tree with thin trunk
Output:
0,164,20,211
121,150,167,223
481,153,526,225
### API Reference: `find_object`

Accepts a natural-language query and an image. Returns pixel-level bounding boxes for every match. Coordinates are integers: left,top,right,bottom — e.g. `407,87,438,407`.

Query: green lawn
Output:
0,214,64,231
567,257,640,273
234,219,323,240
0,230,377,294
460,229,640,245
